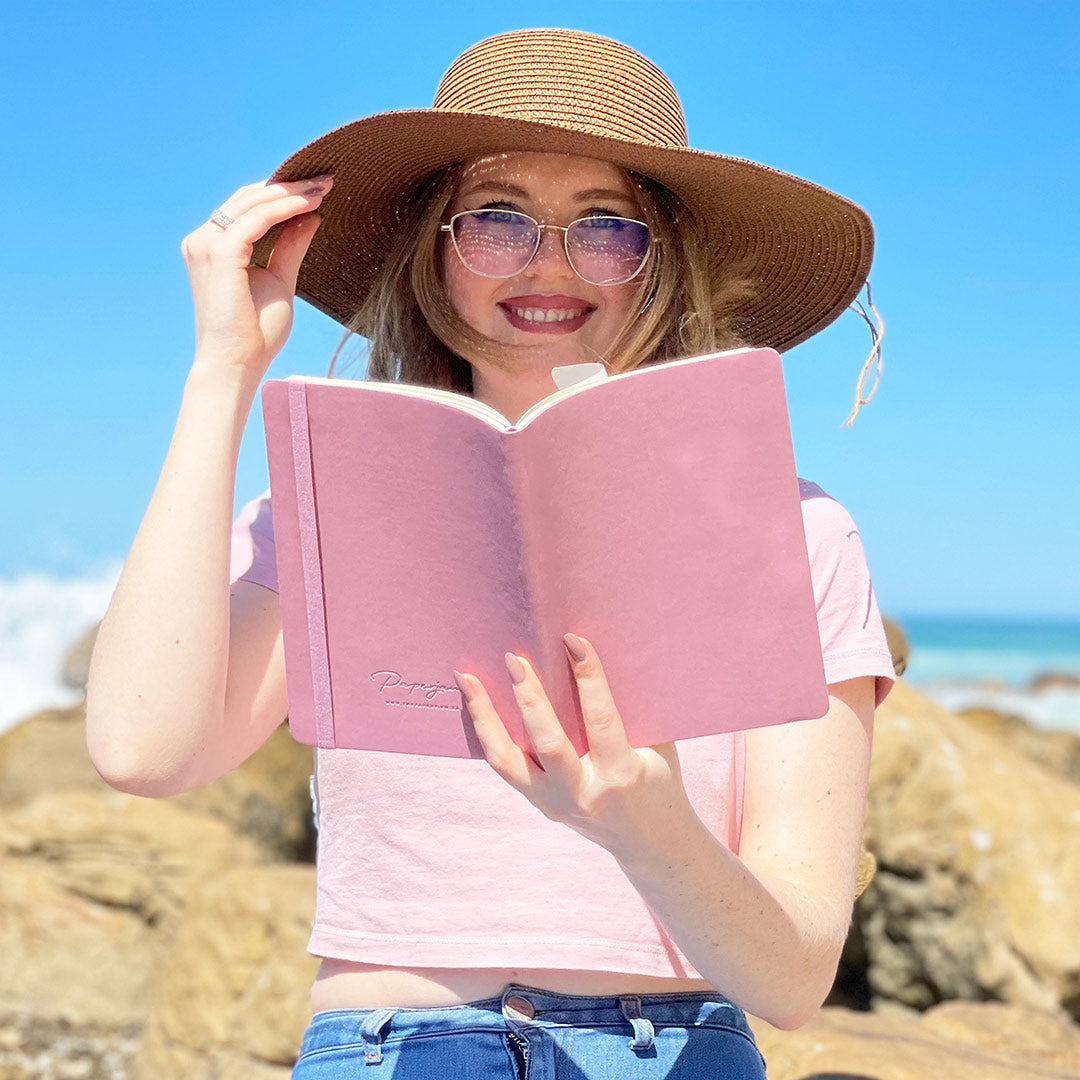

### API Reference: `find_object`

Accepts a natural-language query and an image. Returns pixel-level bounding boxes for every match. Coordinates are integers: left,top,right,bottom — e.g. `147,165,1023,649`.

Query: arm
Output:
459,643,876,1030
85,177,330,795
85,365,287,795
612,676,875,1029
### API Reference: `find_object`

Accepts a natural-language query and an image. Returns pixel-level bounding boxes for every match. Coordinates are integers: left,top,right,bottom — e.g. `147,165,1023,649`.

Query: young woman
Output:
86,28,895,1079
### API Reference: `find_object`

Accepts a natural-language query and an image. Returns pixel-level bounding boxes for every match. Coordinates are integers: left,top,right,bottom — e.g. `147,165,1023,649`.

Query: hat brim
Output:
251,109,873,352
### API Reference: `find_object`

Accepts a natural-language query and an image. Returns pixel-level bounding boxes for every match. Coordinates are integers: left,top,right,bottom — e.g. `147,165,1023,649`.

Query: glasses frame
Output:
439,209,654,287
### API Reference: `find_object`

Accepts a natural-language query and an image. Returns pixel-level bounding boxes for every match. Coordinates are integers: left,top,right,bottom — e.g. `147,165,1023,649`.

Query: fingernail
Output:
563,633,587,662
302,184,328,197
453,669,473,703
504,652,526,685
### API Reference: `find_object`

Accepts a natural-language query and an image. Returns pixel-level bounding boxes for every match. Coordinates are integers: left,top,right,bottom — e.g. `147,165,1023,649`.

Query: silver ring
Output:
210,209,235,230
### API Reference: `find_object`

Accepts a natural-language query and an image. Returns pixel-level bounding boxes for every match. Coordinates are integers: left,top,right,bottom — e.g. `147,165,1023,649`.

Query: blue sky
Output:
3,1,1078,618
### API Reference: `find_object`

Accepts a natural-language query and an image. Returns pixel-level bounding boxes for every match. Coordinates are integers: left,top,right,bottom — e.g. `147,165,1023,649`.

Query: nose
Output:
525,224,575,280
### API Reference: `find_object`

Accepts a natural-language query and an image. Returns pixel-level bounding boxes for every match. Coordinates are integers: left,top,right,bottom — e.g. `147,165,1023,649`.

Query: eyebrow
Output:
461,180,637,203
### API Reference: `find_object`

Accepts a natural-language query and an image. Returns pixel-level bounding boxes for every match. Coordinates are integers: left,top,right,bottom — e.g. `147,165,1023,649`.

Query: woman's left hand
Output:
454,633,694,862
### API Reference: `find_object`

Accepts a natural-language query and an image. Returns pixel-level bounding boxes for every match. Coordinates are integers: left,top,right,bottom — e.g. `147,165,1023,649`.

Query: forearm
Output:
85,358,260,791
613,804,848,1029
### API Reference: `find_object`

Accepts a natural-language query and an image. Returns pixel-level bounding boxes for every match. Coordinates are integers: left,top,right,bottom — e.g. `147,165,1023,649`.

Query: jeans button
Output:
504,994,536,1020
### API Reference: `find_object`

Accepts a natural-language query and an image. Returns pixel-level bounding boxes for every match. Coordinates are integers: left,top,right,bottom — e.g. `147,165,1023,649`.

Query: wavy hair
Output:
327,165,753,388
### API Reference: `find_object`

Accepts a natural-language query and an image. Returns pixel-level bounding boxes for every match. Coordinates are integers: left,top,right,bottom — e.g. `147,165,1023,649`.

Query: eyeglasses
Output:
440,209,652,286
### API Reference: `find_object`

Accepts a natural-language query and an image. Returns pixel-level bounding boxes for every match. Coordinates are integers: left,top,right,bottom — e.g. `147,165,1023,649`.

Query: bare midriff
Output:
310,959,715,1013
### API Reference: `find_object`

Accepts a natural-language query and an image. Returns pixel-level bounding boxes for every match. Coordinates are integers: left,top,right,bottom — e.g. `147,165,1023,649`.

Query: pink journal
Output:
260,346,828,758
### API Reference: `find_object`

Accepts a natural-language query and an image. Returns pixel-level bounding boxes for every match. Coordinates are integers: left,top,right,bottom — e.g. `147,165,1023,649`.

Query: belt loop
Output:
360,1008,397,1065
618,994,655,1051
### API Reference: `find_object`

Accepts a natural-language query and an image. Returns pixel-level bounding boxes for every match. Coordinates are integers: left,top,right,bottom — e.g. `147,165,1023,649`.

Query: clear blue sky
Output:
3,1,1077,618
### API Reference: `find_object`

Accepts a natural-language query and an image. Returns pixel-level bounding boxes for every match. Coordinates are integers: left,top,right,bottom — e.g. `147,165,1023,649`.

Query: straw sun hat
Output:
250,27,874,353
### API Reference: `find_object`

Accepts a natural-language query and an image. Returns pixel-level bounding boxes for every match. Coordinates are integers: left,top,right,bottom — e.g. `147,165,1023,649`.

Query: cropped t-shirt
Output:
229,479,895,978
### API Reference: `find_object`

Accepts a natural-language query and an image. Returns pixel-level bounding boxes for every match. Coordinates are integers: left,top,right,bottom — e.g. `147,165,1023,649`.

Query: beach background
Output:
3,0,1077,741
2,4,1079,1077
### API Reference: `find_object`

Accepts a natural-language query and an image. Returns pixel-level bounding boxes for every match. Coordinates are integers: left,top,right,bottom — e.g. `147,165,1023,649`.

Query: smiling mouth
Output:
497,298,596,334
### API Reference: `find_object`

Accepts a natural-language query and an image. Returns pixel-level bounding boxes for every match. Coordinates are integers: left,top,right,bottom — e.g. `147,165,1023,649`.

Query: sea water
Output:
2,569,1078,738
900,615,1080,734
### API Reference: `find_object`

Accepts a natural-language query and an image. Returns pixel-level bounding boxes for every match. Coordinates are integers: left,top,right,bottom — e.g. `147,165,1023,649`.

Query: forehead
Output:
456,152,636,199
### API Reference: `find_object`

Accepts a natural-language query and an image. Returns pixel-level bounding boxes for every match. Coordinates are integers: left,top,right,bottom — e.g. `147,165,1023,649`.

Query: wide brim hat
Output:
251,28,873,352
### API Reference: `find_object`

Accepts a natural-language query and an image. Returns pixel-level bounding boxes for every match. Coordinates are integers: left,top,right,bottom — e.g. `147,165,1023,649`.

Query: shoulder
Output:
796,478,895,705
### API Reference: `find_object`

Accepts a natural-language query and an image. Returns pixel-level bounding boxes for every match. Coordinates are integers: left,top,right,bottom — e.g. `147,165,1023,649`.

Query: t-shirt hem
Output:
307,926,703,980
822,647,896,706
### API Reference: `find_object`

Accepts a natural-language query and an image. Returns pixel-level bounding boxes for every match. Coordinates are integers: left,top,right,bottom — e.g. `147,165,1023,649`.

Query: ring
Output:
210,209,235,230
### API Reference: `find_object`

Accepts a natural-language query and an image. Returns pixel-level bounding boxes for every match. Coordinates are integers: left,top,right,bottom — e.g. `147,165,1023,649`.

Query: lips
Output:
498,294,596,335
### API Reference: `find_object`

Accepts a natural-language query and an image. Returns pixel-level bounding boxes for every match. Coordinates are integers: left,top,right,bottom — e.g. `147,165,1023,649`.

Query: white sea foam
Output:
0,565,121,735
919,682,1080,736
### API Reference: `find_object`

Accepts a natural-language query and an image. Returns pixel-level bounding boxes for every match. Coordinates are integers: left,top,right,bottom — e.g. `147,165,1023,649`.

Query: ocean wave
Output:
0,565,121,735
918,681,1080,736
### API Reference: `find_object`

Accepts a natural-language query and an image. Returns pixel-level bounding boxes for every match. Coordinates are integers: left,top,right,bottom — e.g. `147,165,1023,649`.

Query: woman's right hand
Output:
180,176,333,375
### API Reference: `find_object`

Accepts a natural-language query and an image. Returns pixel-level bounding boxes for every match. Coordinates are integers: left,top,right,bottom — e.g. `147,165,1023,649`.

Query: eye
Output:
578,215,631,230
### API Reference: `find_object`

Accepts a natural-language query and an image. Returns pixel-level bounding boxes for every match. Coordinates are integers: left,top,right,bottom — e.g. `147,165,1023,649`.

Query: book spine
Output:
288,381,336,748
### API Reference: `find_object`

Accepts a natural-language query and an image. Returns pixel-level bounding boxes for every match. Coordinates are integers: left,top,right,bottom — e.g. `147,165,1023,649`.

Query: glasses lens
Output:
450,210,537,277
566,217,650,285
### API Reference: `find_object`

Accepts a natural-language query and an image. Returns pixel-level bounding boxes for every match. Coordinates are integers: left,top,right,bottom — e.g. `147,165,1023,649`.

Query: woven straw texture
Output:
250,28,873,352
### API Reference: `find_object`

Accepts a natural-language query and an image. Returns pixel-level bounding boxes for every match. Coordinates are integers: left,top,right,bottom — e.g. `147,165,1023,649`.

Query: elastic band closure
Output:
288,381,336,748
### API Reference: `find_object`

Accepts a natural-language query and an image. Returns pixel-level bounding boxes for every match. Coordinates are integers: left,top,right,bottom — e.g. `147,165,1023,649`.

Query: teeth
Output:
510,307,588,322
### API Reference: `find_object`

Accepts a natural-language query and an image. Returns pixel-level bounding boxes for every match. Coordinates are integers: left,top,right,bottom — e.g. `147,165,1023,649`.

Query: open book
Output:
261,346,828,758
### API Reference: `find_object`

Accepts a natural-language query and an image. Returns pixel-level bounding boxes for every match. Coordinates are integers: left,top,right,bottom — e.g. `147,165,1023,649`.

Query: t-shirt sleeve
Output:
800,483,895,706
229,489,279,594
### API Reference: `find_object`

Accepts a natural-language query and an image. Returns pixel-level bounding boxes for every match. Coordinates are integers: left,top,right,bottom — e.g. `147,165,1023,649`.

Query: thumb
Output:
266,212,323,294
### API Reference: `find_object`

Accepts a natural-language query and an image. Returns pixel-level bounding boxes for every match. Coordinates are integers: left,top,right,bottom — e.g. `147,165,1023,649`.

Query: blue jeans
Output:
292,983,767,1078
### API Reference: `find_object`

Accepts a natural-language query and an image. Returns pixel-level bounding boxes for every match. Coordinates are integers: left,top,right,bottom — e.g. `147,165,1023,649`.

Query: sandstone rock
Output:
169,725,316,862
2,789,262,928
857,679,1080,1018
0,788,264,1033
0,706,316,862
0,855,158,1028
131,863,318,1080
882,615,909,677
1030,671,1080,692
750,1001,1080,1079
958,706,1080,786
0,706,106,809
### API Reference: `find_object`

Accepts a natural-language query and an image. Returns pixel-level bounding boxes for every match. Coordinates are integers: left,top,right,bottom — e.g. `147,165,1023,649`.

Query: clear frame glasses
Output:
440,209,652,286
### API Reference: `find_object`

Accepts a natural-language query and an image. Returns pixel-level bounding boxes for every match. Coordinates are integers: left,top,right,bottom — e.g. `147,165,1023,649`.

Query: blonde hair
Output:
327,164,754,387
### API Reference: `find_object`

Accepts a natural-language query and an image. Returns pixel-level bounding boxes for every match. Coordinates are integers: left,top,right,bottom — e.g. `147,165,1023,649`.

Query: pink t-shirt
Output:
229,479,894,977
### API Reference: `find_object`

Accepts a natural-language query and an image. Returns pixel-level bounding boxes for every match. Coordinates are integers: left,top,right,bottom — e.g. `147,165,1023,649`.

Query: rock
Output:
749,1001,1080,1079
857,679,1080,1018
0,1011,141,1080
1030,671,1080,692
0,789,263,1028
957,706,1080,786
882,615,909,677
61,623,99,693
0,706,106,809
130,863,318,1080
0,705,316,862
169,726,316,863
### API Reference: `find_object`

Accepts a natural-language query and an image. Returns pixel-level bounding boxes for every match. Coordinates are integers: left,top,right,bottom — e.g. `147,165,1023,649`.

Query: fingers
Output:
181,176,333,267
454,670,535,786
266,211,323,293
561,634,630,766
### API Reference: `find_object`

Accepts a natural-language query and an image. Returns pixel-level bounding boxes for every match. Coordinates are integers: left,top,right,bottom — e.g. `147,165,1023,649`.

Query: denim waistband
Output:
302,983,756,1063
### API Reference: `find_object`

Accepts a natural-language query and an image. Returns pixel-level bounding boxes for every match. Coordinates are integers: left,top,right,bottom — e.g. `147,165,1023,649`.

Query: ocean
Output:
1,569,1078,738
899,614,1080,734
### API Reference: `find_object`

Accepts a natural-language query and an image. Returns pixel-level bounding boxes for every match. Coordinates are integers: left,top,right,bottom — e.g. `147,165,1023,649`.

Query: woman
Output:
86,28,895,1079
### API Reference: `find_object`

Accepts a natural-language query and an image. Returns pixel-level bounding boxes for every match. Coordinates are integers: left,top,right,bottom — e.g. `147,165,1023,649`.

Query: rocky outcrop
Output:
855,680,1080,1018
750,1001,1080,1079
3,666,1080,1077
0,703,317,862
